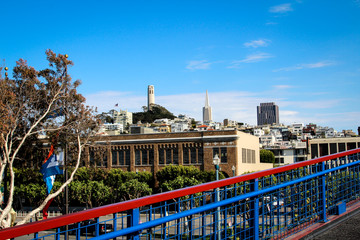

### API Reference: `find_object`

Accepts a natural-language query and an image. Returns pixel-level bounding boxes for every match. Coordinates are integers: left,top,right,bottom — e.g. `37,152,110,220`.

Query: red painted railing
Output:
1,148,360,239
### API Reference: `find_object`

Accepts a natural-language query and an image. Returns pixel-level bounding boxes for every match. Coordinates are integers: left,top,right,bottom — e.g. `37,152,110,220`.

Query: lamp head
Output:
213,154,220,165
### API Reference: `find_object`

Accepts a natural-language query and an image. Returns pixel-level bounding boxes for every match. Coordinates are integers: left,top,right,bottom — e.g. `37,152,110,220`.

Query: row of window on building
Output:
310,142,359,158
89,145,229,167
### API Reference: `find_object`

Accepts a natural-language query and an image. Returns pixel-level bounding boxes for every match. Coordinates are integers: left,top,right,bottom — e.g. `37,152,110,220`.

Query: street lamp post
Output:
213,154,221,240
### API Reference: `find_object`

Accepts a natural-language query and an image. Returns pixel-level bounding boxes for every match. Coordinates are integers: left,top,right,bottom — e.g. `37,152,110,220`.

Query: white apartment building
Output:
171,122,189,132
154,118,170,124
270,129,283,142
260,134,276,146
325,128,335,138
266,141,308,165
254,129,265,137
290,123,304,135
113,110,133,128
98,123,124,135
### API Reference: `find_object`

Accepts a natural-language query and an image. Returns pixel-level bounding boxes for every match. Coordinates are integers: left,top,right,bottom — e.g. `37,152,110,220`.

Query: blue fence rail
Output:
1,148,360,240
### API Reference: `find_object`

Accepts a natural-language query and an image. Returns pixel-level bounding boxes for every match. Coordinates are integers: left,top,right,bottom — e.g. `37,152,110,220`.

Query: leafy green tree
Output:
135,171,154,187
88,168,107,182
118,179,152,201
14,168,43,186
156,165,200,184
197,170,225,183
105,169,125,186
70,180,112,209
133,104,175,123
73,167,90,182
14,183,46,208
160,176,201,192
260,149,275,163
104,169,153,202
157,165,225,193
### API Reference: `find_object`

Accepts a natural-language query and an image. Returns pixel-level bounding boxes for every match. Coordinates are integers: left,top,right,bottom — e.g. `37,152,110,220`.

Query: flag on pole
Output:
40,146,63,219
40,146,64,195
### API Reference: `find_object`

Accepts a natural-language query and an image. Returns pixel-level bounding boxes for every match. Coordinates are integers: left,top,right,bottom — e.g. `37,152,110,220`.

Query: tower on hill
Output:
147,85,155,111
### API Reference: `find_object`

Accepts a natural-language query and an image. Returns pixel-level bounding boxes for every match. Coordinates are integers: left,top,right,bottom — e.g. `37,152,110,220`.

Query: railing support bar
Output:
127,208,140,240
112,213,117,240
321,162,328,222
250,178,260,240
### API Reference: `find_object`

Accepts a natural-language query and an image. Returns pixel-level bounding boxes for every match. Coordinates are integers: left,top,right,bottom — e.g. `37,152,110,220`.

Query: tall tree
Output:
0,50,99,228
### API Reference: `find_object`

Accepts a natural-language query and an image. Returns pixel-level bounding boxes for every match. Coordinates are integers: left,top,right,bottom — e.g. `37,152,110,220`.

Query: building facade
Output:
86,130,273,177
113,110,133,128
308,137,360,159
257,102,279,126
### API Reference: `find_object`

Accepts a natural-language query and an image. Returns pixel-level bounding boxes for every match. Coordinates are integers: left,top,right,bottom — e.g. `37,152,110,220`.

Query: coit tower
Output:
147,85,155,111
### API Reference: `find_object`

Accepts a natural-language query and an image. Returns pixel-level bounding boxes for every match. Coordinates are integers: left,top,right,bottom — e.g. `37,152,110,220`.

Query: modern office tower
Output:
203,90,212,123
148,85,155,111
257,102,279,126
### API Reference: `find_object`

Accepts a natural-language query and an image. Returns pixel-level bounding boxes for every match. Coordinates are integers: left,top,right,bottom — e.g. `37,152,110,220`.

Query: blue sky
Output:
1,0,360,132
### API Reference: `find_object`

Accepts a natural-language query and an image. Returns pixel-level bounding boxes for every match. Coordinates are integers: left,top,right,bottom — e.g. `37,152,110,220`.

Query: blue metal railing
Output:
2,148,360,240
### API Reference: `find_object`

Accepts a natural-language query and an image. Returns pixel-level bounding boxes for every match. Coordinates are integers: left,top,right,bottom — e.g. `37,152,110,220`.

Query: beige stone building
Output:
308,137,360,159
87,130,273,177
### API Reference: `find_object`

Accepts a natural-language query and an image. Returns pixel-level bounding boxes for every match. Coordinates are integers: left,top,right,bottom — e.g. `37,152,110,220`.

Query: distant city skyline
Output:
1,1,359,132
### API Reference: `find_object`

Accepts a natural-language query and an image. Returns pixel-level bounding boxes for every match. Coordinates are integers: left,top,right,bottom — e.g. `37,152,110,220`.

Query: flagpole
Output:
63,143,69,240
65,143,69,216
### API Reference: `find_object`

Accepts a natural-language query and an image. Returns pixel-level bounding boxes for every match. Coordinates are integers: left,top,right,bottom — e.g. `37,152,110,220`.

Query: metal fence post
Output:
127,208,140,240
94,217,100,237
202,194,206,237
250,178,259,240
321,162,328,222
162,201,167,239
113,213,117,240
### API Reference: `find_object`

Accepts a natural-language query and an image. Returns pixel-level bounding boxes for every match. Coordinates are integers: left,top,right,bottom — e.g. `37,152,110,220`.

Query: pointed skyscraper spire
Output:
203,90,212,123
205,90,210,107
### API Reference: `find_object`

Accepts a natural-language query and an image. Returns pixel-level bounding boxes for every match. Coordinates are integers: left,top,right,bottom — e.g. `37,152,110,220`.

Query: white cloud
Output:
266,21,278,25
280,99,342,110
229,53,273,68
241,53,273,63
273,61,336,72
281,110,299,116
244,39,271,48
85,91,146,113
186,60,211,71
269,3,293,13
273,85,293,90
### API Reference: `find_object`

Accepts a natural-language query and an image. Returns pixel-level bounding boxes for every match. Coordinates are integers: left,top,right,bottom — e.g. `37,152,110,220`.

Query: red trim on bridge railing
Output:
1,148,359,239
